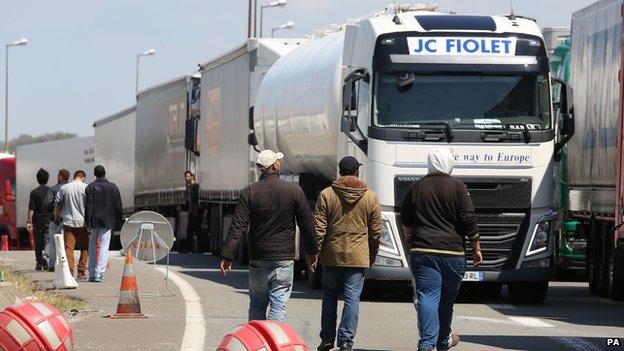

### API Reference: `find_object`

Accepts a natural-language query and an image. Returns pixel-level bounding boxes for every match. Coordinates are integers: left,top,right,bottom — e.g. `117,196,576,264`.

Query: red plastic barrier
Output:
0,235,8,251
217,320,308,351
0,302,74,351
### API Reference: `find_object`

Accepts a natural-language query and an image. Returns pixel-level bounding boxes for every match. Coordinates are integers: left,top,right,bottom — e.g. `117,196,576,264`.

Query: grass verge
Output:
0,265,85,313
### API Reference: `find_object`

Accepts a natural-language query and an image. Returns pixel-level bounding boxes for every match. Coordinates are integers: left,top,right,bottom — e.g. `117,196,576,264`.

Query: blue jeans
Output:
248,260,294,323
320,266,365,346
410,254,466,351
88,228,112,279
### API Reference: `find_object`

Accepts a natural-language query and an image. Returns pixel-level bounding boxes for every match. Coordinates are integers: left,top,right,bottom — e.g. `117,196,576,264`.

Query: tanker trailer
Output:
252,5,574,302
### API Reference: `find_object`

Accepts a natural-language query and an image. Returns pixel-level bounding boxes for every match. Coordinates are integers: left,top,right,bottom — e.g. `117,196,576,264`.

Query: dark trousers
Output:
182,215,202,252
33,223,49,266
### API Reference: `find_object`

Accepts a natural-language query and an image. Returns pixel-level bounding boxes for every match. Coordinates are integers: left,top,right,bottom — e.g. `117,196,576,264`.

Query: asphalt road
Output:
2,251,623,350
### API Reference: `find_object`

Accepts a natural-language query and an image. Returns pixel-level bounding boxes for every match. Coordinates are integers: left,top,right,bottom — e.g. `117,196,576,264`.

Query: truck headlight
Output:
527,221,550,256
379,220,399,255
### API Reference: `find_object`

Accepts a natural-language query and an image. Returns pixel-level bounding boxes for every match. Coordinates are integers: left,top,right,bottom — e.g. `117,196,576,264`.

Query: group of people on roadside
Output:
219,148,483,351
27,165,122,282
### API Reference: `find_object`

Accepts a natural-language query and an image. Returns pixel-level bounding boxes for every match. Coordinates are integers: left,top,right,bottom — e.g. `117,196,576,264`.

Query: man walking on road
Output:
220,149,318,323
183,171,202,253
47,169,70,271
314,156,382,351
55,170,88,279
85,165,122,282
27,168,52,271
401,148,483,351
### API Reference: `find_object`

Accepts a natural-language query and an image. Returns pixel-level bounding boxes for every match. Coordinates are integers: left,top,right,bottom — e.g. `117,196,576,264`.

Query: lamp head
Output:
269,0,287,7
10,38,28,46
277,21,295,30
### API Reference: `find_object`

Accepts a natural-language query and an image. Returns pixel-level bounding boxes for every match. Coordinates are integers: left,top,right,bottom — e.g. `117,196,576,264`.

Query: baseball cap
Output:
339,156,361,174
256,149,284,169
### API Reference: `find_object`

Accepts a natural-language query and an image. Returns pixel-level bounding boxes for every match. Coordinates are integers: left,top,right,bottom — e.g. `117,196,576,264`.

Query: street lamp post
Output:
259,0,287,38
271,21,295,38
136,49,156,97
4,38,27,152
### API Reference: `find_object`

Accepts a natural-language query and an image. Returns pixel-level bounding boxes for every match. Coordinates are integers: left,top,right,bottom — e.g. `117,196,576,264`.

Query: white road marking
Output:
551,337,602,351
155,267,205,351
487,303,516,310
455,316,516,325
508,316,555,328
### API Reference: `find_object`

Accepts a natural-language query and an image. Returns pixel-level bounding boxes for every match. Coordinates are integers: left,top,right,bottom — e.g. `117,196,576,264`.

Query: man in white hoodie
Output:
401,148,483,351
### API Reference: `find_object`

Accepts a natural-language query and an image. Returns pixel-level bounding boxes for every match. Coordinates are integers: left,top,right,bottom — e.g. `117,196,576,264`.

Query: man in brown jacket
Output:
314,156,382,351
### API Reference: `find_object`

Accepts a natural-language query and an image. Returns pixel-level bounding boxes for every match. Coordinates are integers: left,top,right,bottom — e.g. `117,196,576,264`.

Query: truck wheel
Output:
613,241,624,301
600,226,614,298
307,265,322,290
586,222,601,295
613,272,624,301
361,280,383,301
481,283,503,298
293,260,305,281
209,205,223,256
509,282,549,304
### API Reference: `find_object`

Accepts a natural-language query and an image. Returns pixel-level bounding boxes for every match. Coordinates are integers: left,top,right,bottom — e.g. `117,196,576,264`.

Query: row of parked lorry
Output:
6,1,624,302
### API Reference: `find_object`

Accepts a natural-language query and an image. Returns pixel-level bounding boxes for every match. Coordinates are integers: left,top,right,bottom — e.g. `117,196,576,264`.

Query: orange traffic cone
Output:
110,250,146,319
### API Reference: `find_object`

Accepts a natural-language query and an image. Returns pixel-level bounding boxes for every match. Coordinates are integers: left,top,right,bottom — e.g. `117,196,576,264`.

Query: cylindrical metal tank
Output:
254,33,344,180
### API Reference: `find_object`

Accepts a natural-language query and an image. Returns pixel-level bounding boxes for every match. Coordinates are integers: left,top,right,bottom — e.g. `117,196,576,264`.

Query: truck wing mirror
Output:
553,78,574,161
344,68,370,84
248,132,261,153
553,77,574,136
341,115,357,133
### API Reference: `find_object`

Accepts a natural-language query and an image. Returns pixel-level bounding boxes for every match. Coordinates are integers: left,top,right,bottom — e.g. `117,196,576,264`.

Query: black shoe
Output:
339,342,353,351
47,267,55,272
35,264,43,271
317,342,333,351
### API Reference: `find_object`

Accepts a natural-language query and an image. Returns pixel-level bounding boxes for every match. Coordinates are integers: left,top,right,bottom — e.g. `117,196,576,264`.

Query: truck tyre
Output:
509,282,549,304
293,260,305,281
361,280,383,301
614,241,624,301
600,223,614,298
613,272,624,301
481,283,503,298
209,205,223,256
307,265,322,290
586,222,601,295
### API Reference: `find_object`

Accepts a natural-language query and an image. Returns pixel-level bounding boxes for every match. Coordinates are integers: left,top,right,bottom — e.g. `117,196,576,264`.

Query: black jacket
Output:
186,183,200,217
221,172,318,261
85,178,123,230
401,173,479,256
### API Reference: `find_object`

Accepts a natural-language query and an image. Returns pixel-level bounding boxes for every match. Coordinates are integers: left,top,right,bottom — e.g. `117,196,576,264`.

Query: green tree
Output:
2,131,78,153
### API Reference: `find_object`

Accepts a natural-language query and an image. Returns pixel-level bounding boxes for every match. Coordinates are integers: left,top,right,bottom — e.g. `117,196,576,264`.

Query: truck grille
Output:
394,176,532,211
465,213,527,271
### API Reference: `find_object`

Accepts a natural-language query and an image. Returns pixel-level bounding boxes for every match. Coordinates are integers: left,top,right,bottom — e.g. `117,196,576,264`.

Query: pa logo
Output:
607,338,621,347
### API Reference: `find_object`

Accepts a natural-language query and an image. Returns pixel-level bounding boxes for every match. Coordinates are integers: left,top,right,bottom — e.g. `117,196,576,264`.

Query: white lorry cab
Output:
253,4,574,302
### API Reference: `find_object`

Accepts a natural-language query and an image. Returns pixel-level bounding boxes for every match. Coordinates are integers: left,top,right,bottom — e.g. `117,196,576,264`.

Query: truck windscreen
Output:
373,73,551,130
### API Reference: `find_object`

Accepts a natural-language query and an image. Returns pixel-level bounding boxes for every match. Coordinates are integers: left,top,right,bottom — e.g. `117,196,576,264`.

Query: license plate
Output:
463,271,484,281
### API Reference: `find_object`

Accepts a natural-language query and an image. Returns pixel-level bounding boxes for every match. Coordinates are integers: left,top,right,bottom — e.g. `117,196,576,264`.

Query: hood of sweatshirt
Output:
331,176,368,205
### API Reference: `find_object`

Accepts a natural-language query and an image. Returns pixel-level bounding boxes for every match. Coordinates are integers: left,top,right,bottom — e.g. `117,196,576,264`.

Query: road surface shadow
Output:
461,335,607,350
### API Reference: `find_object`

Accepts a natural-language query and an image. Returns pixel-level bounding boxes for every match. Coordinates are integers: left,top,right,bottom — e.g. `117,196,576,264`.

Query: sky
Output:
0,0,596,138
